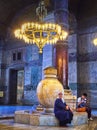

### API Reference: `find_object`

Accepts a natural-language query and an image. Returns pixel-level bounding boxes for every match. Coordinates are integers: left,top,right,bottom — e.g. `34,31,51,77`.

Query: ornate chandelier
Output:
14,0,68,53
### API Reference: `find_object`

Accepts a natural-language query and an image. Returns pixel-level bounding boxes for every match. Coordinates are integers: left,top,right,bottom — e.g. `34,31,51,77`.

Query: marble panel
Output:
71,112,87,126
24,90,38,105
42,45,53,69
42,45,53,78
78,33,97,54
30,114,40,126
68,34,77,53
25,45,39,62
68,62,77,83
31,66,42,89
15,111,30,124
24,66,31,86
78,61,97,83
39,115,59,126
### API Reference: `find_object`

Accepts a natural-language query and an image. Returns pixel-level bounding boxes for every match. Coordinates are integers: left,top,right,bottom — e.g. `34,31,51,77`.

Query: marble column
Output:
54,0,69,88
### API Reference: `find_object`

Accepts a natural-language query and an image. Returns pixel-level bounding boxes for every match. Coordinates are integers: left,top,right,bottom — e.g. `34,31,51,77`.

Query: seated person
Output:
54,92,73,127
77,93,93,121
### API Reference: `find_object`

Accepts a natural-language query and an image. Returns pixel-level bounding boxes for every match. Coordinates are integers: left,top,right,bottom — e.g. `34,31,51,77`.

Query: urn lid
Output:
44,67,57,75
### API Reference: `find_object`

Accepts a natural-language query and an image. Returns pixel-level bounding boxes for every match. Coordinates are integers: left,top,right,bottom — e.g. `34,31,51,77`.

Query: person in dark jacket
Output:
54,92,73,126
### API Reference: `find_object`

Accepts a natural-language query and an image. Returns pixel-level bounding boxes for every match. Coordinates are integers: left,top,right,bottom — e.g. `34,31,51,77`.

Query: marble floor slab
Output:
0,119,97,130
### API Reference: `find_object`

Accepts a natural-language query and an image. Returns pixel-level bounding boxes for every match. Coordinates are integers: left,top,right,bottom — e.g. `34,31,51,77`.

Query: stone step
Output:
64,95,77,99
64,92,72,94
64,89,73,93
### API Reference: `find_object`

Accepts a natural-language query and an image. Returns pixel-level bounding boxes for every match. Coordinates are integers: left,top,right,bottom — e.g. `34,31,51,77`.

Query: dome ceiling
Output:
0,0,97,38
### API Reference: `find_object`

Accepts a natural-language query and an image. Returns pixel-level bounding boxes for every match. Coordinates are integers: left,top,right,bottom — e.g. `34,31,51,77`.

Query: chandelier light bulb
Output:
27,22,30,27
38,24,41,29
93,38,97,46
22,24,25,31
45,24,48,29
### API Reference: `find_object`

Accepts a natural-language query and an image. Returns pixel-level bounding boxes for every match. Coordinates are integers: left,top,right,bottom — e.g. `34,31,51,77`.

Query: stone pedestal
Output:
30,113,59,126
64,89,77,110
15,110,88,126
15,110,30,124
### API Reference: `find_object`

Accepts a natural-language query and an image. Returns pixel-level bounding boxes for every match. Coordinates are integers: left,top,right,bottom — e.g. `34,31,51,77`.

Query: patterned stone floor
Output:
0,119,97,130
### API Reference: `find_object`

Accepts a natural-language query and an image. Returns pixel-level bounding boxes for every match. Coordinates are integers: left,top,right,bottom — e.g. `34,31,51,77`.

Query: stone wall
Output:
68,34,78,96
0,11,55,105
42,45,54,78
2,40,42,104
77,24,97,108
68,14,97,108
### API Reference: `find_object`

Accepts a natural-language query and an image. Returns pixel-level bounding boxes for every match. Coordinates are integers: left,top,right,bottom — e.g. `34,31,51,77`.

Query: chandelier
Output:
14,0,68,53
93,38,97,46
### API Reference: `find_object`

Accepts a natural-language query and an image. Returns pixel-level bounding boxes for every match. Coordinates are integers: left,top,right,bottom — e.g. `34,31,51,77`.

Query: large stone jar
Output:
37,67,64,108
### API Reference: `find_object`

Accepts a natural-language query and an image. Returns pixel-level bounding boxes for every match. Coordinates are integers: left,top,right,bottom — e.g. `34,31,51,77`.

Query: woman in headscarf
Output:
54,92,73,126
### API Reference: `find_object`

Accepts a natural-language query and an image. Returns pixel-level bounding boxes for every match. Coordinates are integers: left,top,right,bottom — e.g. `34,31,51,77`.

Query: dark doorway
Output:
9,69,17,104
9,69,24,105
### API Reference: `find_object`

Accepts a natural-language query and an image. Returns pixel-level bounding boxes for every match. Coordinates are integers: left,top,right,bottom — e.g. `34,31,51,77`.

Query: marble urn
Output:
37,67,64,108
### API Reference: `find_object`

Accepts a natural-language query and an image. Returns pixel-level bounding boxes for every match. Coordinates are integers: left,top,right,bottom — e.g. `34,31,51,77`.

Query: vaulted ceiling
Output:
0,0,97,38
